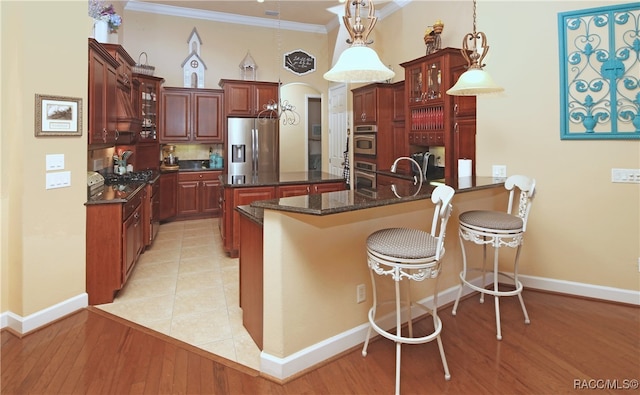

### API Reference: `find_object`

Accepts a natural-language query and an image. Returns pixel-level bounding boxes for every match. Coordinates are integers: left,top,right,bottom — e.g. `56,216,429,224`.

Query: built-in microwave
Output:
353,125,377,157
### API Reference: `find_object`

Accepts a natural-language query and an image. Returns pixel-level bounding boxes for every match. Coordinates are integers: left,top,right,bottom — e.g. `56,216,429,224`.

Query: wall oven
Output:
353,125,377,157
354,161,376,190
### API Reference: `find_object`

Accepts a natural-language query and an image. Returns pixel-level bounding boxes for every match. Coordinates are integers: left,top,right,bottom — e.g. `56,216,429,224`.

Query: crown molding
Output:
124,0,329,34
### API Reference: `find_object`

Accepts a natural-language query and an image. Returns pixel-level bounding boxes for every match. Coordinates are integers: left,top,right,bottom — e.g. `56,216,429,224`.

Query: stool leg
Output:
362,268,377,357
405,281,414,338
480,240,488,304
493,245,502,340
513,245,531,325
395,279,402,395
452,232,467,316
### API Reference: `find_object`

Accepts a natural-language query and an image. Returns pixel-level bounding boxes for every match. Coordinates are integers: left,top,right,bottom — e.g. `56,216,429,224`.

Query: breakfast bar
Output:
235,176,508,380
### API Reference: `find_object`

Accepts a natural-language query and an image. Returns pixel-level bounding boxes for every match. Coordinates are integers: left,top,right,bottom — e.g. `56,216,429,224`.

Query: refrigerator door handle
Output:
252,128,258,173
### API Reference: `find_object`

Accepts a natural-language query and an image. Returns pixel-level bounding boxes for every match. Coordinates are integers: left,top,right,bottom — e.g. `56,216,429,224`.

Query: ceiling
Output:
128,0,394,30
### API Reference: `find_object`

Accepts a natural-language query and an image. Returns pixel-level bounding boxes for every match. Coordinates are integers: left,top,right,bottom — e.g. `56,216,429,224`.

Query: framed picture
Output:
311,124,321,138
35,94,82,137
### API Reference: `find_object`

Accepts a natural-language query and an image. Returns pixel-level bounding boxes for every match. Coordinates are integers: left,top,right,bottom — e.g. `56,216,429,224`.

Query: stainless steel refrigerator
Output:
227,117,279,176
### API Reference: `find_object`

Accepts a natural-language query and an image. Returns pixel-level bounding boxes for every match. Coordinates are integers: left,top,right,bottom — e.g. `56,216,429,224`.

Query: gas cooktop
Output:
104,169,156,185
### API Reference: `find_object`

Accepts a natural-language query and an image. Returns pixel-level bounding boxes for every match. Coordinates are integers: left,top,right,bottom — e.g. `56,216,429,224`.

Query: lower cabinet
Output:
222,180,346,257
159,172,178,221
177,171,221,219
86,188,144,305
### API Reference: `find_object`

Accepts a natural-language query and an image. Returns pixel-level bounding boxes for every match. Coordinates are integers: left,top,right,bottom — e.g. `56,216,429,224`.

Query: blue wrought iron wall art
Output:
558,3,640,140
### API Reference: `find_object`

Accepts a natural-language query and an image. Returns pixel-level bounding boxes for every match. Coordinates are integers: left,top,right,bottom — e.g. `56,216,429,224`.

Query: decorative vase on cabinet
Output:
93,19,109,43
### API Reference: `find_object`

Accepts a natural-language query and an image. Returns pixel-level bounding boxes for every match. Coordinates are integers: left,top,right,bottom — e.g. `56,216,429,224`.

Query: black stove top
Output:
104,170,156,185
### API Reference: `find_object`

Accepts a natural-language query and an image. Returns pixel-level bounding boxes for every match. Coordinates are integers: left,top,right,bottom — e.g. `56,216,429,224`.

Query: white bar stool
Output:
362,183,455,395
452,174,536,340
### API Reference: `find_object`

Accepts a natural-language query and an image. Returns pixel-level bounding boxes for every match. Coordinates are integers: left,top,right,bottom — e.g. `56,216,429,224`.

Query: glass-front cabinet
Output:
135,74,164,142
400,47,476,179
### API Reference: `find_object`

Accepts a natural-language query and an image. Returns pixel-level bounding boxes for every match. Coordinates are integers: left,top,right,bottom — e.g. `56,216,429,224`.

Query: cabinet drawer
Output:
123,189,143,219
178,172,216,182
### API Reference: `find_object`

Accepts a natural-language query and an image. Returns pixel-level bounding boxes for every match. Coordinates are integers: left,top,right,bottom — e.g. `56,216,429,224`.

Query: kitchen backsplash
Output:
169,144,223,160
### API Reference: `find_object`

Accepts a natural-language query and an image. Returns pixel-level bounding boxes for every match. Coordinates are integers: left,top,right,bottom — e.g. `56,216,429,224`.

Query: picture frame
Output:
311,124,321,138
35,94,82,137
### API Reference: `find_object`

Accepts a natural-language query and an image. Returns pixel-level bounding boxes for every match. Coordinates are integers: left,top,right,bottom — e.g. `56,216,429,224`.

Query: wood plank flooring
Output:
2,290,639,394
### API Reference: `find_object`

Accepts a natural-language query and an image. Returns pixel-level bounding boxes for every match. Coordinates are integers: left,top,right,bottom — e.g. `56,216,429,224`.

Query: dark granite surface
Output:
85,172,160,205
248,176,505,217
219,171,345,187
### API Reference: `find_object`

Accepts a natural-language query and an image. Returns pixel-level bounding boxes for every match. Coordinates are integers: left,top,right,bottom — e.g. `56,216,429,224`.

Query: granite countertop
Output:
249,176,505,217
219,171,346,187
85,172,160,205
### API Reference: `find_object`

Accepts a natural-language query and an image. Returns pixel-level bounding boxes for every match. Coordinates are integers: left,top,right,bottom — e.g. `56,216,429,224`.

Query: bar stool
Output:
452,175,536,340
362,184,455,395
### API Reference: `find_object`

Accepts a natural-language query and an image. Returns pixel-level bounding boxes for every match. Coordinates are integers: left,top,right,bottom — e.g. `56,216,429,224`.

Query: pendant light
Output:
446,0,504,96
324,0,394,83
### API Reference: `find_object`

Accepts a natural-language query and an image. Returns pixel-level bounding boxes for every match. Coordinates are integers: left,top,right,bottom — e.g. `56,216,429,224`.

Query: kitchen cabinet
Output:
88,38,118,145
160,87,224,143
351,83,395,170
222,186,276,258
219,79,279,117
86,187,144,305
159,172,178,221
401,48,476,178
102,43,142,143
142,180,160,247
177,171,221,219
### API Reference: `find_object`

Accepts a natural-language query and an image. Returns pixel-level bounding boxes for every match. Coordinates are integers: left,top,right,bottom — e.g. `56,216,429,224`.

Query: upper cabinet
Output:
135,74,164,143
159,87,224,143
219,79,279,117
400,48,476,178
353,85,378,124
88,39,118,145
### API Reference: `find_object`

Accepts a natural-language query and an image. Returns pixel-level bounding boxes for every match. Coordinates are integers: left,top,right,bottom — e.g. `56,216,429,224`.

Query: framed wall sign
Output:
284,49,316,76
35,94,82,137
557,3,640,140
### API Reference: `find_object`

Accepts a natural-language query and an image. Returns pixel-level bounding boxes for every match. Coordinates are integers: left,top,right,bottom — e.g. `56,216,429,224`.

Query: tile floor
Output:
96,218,261,370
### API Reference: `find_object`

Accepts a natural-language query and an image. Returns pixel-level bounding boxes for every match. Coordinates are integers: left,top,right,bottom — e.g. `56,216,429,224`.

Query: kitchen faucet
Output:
390,157,424,198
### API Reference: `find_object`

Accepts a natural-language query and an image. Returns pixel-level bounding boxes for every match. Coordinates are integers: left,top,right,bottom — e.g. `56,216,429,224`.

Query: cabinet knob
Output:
102,128,107,142
454,123,459,133
454,104,459,114
115,129,120,140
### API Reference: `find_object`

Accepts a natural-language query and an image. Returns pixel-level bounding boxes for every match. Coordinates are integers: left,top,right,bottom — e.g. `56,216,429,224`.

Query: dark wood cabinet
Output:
135,74,164,147
353,86,377,124
177,171,222,219
88,39,118,145
159,172,178,221
160,87,224,143
401,48,476,178
219,79,279,117
86,188,144,305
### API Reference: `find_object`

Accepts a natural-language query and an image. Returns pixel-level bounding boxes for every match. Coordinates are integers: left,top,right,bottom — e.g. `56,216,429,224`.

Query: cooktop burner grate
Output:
104,170,155,185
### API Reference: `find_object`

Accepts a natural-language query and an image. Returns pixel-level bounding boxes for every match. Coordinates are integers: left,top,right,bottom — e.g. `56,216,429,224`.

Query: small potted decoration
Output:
424,19,444,55
89,0,122,43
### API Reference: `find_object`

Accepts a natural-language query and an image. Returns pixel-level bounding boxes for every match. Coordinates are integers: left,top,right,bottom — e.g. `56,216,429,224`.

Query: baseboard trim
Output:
259,276,639,380
0,293,88,335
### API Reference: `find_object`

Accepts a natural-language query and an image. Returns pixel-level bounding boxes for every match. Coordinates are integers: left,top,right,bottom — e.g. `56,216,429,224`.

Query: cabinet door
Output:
193,91,223,142
122,205,142,283
159,172,178,220
224,83,253,116
278,184,310,197
255,83,279,114
201,179,220,215
393,83,405,121
353,88,377,124
232,187,275,253
451,117,476,178
177,180,200,216
160,90,190,142
88,48,107,144
106,65,118,143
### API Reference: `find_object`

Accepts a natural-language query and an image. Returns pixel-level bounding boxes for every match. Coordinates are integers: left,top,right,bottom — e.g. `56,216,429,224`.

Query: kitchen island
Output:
235,176,508,381
219,171,346,257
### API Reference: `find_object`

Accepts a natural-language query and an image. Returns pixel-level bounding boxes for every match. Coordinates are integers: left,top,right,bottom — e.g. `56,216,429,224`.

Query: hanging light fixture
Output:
257,0,300,125
446,0,504,96
323,0,395,83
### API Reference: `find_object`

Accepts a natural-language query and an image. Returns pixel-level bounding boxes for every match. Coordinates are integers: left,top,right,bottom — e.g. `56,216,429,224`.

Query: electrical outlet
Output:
637,257,640,273
356,284,366,304
492,165,507,178
611,168,640,183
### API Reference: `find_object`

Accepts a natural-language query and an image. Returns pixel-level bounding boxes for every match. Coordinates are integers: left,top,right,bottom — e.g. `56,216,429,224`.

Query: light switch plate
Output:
46,171,71,189
492,165,507,178
46,154,65,171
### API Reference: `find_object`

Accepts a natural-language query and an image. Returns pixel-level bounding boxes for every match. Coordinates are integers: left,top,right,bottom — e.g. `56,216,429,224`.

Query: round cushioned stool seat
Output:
367,228,437,260
459,210,523,231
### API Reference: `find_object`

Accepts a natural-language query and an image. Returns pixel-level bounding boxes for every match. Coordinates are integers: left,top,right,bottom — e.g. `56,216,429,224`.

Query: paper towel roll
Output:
458,159,472,177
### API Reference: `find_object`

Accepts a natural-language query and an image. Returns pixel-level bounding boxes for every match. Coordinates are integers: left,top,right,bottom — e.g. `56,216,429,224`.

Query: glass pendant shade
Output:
446,67,504,96
324,46,395,83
